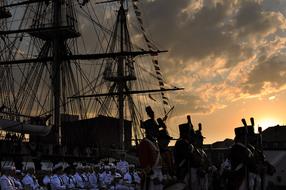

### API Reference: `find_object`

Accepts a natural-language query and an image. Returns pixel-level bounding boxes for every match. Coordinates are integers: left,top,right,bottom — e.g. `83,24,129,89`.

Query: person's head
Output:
93,165,100,173
76,165,84,174
26,166,35,175
129,164,135,173
1,166,12,176
10,166,16,176
119,153,126,161
15,170,23,179
64,166,75,175
145,106,154,119
109,164,116,174
53,163,64,175
43,168,52,176
99,165,104,173
104,165,110,173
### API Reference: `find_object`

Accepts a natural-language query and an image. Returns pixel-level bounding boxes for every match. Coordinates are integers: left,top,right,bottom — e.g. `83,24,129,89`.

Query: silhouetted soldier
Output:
174,123,194,188
138,109,163,190
141,106,161,139
194,123,209,190
228,127,257,190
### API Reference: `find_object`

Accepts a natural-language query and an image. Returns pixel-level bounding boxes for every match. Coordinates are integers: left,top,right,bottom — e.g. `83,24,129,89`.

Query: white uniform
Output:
12,177,23,190
0,175,15,190
74,172,88,189
103,172,113,187
123,171,141,190
62,174,76,189
116,160,129,175
108,173,128,190
50,174,66,190
123,172,140,184
84,173,91,188
88,172,99,190
22,174,41,190
99,171,108,188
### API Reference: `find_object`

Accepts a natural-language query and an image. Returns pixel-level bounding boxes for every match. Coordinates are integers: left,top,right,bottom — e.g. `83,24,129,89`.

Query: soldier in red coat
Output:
138,106,163,190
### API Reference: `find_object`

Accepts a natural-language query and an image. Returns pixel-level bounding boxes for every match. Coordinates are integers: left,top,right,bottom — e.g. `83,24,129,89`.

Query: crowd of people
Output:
137,106,213,190
137,106,276,190
0,106,277,190
0,158,141,190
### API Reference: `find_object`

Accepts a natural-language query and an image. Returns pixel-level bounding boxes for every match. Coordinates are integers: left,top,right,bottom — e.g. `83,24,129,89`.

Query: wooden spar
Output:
68,88,184,99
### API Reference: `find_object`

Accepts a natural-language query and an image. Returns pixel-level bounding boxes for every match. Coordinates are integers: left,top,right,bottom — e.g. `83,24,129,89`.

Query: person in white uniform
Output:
50,163,66,190
22,166,41,190
62,166,76,189
42,169,52,190
101,165,112,188
88,165,100,190
123,165,141,190
0,166,15,190
11,169,24,190
116,154,129,175
74,165,89,189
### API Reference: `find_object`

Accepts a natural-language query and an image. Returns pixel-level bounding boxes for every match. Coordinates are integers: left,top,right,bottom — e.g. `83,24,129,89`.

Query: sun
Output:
257,118,280,130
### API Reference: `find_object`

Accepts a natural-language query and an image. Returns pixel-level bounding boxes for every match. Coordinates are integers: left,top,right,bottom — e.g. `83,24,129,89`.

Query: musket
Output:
162,106,174,121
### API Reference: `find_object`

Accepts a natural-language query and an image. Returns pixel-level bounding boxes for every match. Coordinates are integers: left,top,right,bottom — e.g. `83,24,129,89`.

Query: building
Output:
262,125,286,150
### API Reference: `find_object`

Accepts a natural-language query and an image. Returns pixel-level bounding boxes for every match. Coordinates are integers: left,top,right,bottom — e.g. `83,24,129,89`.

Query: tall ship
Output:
0,0,182,163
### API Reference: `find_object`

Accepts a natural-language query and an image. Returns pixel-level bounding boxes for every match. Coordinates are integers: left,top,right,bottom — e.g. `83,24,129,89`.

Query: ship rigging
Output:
0,0,183,150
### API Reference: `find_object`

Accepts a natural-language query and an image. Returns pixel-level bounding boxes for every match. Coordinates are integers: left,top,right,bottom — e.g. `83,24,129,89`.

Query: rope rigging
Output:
0,0,182,143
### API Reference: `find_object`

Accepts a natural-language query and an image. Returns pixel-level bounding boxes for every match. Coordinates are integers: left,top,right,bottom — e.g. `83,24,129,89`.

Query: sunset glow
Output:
256,118,281,131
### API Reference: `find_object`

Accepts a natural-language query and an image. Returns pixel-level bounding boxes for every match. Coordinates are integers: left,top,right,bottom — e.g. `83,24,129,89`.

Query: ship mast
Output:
69,0,184,151
52,0,63,145
1,0,183,149
118,0,125,151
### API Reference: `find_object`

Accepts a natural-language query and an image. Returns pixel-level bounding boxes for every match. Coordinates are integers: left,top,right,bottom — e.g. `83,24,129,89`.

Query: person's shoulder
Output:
22,175,30,180
123,172,130,177
0,175,8,181
50,175,58,180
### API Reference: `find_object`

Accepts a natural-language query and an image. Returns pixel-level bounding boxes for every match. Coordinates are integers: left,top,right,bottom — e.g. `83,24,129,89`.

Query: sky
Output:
139,0,286,143
3,0,286,144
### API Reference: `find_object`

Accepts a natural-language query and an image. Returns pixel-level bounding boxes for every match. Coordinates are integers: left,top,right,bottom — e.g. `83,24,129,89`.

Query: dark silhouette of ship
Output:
0,0,182,163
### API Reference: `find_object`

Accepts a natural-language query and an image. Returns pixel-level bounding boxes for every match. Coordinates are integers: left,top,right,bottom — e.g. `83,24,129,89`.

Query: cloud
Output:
139,0,286,114
235,1,286,39
243,54,286,94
